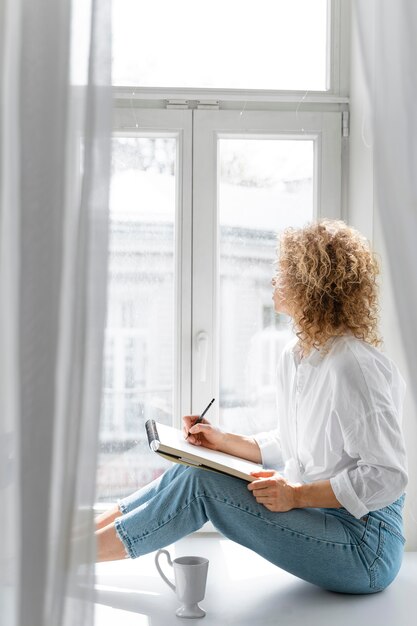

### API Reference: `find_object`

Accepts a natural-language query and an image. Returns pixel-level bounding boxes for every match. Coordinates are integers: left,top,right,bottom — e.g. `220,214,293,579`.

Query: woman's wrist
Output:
216,430,229,452
292,480,341,510
221,432,262,463
220,431,239,455
292,483,306,509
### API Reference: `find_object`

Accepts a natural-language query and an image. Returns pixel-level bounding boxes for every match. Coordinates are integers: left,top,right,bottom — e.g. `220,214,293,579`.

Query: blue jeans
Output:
115,464,406,594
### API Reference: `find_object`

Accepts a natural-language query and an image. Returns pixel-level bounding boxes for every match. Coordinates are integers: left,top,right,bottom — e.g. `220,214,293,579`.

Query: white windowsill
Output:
95,535,417,626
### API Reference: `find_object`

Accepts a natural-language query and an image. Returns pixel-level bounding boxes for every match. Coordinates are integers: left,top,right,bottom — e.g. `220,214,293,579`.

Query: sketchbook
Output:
145,420,262,482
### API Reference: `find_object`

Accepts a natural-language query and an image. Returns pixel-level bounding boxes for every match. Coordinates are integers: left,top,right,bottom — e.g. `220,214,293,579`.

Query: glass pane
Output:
96,137,176,503
113,0,328,91
219,138,314,434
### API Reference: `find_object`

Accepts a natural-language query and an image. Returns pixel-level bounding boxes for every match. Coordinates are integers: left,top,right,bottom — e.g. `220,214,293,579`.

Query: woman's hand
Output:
182,415,225,451
248,470,297,512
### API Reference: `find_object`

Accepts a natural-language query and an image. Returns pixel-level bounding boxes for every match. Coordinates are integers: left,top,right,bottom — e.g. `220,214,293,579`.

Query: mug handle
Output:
155,549,176,592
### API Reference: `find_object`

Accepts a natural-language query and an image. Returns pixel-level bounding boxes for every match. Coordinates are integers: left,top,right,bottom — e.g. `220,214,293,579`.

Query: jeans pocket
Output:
381,521,406,545
362,518,406,591
358,516,385,589
373,522,406,590
369,521,385,590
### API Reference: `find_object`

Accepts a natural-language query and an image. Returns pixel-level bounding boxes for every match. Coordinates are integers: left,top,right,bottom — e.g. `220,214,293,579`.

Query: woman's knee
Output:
184,466,242,496
181,466,212,494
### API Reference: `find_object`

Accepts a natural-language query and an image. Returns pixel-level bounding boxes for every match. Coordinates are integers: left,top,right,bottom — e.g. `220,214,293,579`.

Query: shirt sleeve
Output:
326,345,409,520
253,430,285,470
330,407,408,519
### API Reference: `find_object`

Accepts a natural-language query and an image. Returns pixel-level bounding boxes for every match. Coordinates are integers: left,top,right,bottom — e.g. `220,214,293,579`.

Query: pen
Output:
188,398,215,436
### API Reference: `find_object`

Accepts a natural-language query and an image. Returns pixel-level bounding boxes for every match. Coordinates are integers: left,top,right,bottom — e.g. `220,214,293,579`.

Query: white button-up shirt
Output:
254,335,408,519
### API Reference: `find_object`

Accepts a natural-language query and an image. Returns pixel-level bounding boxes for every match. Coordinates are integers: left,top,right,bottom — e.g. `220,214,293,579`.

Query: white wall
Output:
348,2,417,550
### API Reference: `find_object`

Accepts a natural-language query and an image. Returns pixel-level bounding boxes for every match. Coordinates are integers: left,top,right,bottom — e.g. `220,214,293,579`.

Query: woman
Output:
96,220,408,594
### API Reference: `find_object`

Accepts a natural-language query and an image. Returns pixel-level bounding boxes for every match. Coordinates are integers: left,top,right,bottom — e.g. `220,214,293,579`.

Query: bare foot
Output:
96,522,128,562
95,505,122,531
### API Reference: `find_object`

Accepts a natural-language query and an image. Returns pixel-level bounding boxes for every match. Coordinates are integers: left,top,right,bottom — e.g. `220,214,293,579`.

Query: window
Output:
97,133,179,502
218,137,313,433
97,0,348,503
96,107,343,503
112,0,329,91
191,110,341,433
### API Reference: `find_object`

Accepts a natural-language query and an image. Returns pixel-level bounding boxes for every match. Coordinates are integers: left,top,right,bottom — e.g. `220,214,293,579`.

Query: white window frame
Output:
110,106,343,427
112,108,193,423
96,0,350,536
327,0,350,96
102,0,350,511
191,109,342,417
112,0,350,104
103,105,345,530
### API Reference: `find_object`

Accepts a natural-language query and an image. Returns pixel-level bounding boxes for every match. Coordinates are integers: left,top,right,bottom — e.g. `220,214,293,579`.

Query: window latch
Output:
166,99,190,109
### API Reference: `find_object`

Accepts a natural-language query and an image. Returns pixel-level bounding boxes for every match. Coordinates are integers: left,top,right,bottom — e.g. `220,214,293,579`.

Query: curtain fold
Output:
354,0,417,410
0,1,112,625
0,2,22,624
354,0,417,548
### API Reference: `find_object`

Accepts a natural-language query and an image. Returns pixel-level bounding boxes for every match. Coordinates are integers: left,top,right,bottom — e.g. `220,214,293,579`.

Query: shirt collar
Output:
292,337,336,367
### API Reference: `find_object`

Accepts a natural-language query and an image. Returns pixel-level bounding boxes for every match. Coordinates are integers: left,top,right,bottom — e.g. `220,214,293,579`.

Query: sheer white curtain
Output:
354,0,417,546
0,1,112,625
354,0,417,409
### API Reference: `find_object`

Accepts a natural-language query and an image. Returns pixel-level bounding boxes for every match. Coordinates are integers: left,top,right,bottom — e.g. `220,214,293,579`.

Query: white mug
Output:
155,548,209,619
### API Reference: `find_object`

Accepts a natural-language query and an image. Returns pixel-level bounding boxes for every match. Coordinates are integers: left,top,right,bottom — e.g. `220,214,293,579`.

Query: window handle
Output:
196,331,208,382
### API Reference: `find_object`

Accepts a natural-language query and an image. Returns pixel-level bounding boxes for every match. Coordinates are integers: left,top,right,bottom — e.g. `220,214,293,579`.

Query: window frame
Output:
111,109,194,425
99,105,345,521
191,109,343,419
108,105,344,429
112,0,350,102
100,0,350,506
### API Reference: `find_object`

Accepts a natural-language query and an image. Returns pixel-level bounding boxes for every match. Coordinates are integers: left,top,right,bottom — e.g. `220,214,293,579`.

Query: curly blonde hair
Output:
276,220,381,353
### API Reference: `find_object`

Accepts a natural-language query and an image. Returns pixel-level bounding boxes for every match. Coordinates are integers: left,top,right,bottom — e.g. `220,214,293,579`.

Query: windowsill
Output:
95,536,417,626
